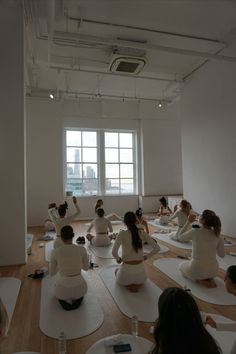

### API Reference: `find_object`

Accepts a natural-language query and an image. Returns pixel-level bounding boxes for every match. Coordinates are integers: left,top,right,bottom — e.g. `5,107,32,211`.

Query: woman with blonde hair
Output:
169,199,192,241
0,298,9,338
178,209,225,288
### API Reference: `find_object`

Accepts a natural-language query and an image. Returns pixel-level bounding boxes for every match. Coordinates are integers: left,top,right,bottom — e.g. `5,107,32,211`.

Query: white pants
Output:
44,220,55,232
179,259,219,280
115,263,147,286
170,224,191,242
91,235,111,247
52,273,88,300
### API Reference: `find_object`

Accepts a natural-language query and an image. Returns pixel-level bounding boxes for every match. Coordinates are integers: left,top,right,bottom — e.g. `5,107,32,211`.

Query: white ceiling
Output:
24,0,236,104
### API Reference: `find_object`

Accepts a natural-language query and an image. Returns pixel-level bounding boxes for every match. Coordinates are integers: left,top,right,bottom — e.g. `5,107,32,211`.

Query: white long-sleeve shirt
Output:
112,229,160,262
48,203,80,236
179,221,225,262
50,244,90,277
169,209,188,227
87,216,113,234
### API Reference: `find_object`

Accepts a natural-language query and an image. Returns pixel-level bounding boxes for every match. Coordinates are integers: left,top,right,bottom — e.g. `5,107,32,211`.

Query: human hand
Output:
204,316,216,328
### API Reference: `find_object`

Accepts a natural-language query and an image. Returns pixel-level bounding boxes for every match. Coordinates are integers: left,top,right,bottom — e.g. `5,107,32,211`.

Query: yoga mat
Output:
204,313,236,354
217,255,236,272
0,277,21,332
224,239,236,247
40,274,104,339
148,219,177,231
88,242,169,259
152,233,192,250
153,258,235,305
86,334,153,354
99,265,162,322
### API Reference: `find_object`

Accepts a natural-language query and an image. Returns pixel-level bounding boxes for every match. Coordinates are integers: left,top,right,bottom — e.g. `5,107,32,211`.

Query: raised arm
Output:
168,209,179,221
66,197,80,221
48,206,58,223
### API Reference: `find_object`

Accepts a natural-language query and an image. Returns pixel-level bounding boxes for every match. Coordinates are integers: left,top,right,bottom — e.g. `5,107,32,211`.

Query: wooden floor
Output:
0,220,236,354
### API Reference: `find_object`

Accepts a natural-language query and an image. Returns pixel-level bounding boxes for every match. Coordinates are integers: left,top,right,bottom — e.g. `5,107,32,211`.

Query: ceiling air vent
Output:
109,55,146,75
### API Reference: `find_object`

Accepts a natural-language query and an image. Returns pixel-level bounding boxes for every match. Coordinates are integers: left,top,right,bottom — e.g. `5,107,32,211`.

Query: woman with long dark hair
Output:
112,211,160,292
150,287,221,354
178,209,225,288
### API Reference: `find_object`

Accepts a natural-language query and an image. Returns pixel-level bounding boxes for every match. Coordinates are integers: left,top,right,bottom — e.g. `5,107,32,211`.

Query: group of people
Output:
0,195,235,354
46,197,160,309
1,266,236,353
156,196,225,288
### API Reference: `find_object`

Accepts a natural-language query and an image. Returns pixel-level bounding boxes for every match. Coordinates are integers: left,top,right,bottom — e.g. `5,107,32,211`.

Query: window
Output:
65,129,137,196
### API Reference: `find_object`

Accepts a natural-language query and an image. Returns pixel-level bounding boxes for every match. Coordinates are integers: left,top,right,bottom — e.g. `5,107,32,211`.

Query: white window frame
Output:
64,128,138,196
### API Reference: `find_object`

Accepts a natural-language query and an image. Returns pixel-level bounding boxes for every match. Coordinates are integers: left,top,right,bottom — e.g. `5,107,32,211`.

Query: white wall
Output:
181,47,236,237
26,98,182,225
0,2,26,265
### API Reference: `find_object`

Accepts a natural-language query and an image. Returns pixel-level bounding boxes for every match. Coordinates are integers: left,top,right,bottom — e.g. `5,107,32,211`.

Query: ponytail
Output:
124,212,142,252
202,210,221,237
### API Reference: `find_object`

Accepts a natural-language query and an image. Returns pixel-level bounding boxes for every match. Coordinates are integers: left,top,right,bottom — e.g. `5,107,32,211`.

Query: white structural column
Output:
0,1,26,265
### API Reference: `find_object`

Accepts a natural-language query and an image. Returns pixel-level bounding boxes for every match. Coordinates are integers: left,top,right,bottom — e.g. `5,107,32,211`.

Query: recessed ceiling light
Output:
158,101,162,108
49,93,54,99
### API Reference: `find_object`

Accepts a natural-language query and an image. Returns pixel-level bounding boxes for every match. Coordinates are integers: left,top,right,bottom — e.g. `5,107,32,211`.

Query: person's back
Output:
53,244,88,276
93,216,112,234
191,227,223,262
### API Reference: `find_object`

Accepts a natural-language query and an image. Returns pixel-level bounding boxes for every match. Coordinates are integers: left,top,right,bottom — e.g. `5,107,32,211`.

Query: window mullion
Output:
99,131,105,195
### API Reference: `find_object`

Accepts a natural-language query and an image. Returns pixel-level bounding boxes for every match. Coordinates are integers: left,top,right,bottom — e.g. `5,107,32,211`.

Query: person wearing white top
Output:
112,211,160,292
169,199,192,241
86,208,113,246
50,225,90,311
205,265,236,332
48,196,80,249
178,209,225,288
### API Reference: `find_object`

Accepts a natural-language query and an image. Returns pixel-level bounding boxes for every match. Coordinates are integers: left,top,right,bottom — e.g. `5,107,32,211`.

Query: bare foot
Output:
197,279,217,288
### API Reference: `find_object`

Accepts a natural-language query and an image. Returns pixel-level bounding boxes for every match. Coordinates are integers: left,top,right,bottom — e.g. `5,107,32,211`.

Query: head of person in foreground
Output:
225,265,236,296
150,287,221,354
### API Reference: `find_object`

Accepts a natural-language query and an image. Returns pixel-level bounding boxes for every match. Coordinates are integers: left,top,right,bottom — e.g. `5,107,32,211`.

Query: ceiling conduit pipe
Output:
47,0,55,67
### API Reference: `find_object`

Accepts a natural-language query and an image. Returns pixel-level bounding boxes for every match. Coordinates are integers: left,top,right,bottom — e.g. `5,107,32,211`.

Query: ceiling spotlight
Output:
49,93,54,99
158,101,163,108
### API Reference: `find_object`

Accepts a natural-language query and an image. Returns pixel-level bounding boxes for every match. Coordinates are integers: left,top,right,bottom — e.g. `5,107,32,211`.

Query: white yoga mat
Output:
0,277,21,331
40,274,104,339
99,265,162,322
85,220,124,227
224,239,236,247
217,255,236,272
88,242,169,259
148,219,177,231
153,258,236,305
204,313,236,354
86,334,154,354
152,233,192,250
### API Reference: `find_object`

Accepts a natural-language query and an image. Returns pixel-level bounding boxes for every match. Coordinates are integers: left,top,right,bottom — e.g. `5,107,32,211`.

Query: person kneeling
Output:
49,225,90,311
112,211,160,293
